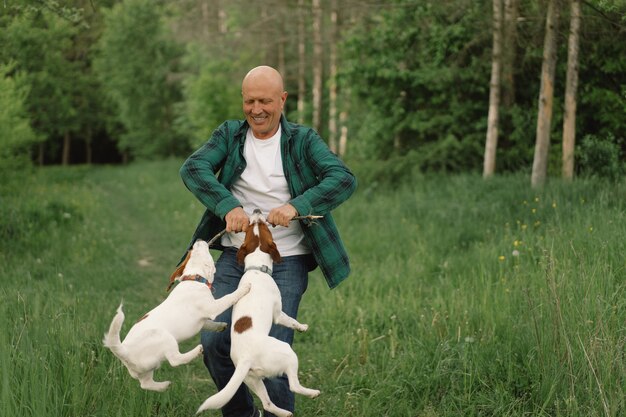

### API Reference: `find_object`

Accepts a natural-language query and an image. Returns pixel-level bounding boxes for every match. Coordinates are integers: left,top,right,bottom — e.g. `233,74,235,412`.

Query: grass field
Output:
1,159,625,417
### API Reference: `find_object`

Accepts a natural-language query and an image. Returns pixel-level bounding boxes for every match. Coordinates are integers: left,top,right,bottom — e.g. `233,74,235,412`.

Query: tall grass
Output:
1,160,624,416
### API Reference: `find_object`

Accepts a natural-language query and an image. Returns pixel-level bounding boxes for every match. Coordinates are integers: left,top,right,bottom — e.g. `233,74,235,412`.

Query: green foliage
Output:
0,0,624,172
0,7,81,139
341,0,491,169
340,0,626,175
94,0,185,159
175,46,243,149
0,63,40,171
577,133,625,180
496,105,536,172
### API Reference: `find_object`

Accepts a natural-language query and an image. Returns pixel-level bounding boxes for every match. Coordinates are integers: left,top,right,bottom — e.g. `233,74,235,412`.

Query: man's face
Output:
242,81,287,139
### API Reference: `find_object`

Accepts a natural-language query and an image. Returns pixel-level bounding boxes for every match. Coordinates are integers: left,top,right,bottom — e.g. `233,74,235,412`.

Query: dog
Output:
103,239,251,392
196,209,320,417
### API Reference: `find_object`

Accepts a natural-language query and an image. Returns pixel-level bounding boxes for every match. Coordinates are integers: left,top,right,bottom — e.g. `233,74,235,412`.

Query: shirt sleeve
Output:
289,131,357,216
179,124,243,219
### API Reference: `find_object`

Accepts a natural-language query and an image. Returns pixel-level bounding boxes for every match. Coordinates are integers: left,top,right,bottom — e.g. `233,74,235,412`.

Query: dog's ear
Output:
167,250,191,291
259,222,282,264
237,228,259,265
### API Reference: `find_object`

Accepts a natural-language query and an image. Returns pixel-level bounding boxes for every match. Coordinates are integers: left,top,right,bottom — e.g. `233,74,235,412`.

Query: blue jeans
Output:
201,248,311,417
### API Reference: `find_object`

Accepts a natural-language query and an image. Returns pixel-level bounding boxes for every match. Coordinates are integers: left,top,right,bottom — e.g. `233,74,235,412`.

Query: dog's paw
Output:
215,321,228,332
196,344,204,355
296,323,309,332
153,381,171,392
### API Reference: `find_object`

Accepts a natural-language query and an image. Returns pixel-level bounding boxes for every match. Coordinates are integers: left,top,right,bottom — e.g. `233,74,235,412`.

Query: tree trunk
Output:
312,0,323,133
297,0,306,125
85,126,93,165
501,0,519,107
328,0,338,153
531,0,560,188
562,0,581,180
199,0,210,40
339,109,348,157
62,131,71,165
262,4,269,63
38,142,44,166
217,1,227,34
483,0,503,178
278,23,286,78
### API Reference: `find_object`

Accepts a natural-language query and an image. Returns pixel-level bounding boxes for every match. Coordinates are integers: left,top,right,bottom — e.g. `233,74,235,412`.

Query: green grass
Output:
1,160,624,417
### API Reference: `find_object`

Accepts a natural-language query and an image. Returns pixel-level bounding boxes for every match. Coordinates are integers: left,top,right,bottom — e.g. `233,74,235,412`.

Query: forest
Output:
1,0,624,184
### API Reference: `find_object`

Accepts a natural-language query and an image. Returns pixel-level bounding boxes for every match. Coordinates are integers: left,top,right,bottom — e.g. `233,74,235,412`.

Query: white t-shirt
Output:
221,125,310,256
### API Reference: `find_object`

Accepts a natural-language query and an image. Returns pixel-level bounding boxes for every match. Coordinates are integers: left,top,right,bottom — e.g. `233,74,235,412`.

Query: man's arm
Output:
288,131,357,217
180,124,243,220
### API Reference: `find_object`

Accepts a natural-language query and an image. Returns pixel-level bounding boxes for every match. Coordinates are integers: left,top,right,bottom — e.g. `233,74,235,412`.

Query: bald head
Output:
241,66,287,139
242,65,284,94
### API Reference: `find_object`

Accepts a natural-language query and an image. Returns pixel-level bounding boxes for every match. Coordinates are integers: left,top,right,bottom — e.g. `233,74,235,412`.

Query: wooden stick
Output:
207,229,227,247
206,215,323,247
292,215,324,220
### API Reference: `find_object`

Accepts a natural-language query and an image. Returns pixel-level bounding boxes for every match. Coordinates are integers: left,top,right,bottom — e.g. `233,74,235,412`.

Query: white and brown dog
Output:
103,239,251,392
196,209,320,417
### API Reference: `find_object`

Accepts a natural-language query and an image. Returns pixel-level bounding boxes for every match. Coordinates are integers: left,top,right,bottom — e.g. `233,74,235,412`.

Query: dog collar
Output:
166,274,212,292
244,265,273,275
180,274,212,288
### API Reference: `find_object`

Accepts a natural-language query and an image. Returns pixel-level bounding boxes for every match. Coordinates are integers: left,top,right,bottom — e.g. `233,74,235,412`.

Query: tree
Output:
0,64,40,170
531,0,560,188
1,8,81,165
328,0,339,154
501,0,519,107
483,0,504,178
342,1,489,166
311,0,323,133
94,0,183,160
297,0,307,125
180,58,242,149
562,0,581,180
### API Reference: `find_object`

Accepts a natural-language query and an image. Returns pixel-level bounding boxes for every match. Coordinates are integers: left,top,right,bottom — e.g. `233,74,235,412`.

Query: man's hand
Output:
267,204,298,227
225,207,249,232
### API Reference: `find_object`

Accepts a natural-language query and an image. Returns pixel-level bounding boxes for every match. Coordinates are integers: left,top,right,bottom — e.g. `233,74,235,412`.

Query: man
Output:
179,65,356,417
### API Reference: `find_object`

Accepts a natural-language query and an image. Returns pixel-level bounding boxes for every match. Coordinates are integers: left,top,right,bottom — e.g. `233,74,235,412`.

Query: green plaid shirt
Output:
179,115,357,289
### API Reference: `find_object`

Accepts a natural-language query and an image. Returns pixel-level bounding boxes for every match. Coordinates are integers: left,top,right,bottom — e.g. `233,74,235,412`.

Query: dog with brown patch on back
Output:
196,209,320,417
103,239,251,392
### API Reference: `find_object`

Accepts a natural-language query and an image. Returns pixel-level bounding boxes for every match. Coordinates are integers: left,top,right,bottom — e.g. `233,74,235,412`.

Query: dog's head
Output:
168,240,216,289
236,209,282,265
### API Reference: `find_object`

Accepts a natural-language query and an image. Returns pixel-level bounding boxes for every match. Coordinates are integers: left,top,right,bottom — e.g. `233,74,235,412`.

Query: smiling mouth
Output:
251,116,267,123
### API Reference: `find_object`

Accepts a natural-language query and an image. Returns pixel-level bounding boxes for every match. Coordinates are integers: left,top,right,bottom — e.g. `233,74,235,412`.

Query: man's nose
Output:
251,102,263,114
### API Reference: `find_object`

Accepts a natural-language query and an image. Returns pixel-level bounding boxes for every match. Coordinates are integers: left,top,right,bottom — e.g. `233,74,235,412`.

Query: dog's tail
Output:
196,360,251,414
103,303,128,359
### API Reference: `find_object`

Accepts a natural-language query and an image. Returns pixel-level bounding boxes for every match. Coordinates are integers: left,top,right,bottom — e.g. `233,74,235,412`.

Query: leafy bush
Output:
577,133,624,180
177,54,243,149
94,0,184,159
